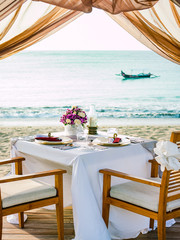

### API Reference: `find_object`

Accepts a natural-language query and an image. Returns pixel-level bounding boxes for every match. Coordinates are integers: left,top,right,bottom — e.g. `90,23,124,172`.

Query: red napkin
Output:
35,137,62,142
113,137,121,143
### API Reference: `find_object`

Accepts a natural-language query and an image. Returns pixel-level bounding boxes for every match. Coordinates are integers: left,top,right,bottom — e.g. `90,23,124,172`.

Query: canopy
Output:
0,0,180,64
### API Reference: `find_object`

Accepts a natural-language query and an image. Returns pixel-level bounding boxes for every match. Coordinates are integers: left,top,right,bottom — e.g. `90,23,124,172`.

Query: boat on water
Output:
118,70,152,79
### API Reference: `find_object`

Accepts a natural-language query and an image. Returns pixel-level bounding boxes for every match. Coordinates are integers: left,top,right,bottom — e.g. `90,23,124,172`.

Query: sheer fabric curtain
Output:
35,0,158,13
108,0,180,64
0,0,26,21
0,0,179,63
0,0,82,59
171,0,180,7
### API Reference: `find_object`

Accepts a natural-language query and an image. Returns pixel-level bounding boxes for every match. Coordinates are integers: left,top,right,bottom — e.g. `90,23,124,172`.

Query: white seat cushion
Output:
110,178,180,212
0,175,57,208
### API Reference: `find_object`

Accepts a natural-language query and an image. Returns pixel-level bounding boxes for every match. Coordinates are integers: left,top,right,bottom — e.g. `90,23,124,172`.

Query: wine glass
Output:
77,131,88,142
107,128,118,137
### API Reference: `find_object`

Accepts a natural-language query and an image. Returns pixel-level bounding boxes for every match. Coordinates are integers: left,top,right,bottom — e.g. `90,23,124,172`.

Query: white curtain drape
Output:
109,0,180,64
0,0,179,64
0,0,82,59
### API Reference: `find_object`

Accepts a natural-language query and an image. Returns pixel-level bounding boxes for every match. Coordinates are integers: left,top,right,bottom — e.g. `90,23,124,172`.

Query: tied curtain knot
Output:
33,0,159,14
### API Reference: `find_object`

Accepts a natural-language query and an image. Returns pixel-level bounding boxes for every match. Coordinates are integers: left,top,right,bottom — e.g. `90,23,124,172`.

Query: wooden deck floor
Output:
2,207,180,240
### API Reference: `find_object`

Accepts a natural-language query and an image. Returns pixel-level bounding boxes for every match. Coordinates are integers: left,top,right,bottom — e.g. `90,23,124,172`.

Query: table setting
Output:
11,128,154,154
10,105,154,154
9,106,158,240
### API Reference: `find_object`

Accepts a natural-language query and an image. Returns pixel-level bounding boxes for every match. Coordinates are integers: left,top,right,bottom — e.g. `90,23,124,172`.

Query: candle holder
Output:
87,105,98,135
88,125,98,135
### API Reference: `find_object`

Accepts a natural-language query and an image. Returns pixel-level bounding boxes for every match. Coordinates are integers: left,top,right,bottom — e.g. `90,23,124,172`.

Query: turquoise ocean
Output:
0,50,180,126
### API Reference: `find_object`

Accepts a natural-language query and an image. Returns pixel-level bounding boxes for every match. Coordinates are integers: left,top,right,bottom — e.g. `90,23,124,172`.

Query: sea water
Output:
0,50,179,126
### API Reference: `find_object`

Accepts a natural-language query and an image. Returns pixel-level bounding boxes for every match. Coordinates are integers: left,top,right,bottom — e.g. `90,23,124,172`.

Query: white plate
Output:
35,136,73,145
93,137,130,147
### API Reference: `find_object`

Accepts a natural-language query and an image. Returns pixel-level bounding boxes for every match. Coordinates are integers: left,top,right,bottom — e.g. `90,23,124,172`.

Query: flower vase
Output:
64,125,78,139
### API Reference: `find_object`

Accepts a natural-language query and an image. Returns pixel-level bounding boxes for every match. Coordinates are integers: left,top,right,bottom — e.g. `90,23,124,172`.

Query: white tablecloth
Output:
11,133,155,240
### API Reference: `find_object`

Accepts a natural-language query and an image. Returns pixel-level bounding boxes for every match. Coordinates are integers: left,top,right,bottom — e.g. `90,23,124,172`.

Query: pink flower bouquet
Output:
60,106,87,126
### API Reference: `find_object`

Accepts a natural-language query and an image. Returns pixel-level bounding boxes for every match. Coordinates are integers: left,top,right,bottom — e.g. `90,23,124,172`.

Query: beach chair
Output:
0,157,66,240
99,131,180,240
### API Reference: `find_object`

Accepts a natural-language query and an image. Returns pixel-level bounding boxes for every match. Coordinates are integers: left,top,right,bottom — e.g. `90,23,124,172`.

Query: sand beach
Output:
1,124,180,177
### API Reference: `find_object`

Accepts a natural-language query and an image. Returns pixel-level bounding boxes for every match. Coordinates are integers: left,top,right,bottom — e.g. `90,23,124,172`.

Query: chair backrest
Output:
159,131,180,211
170,131,180,147
159,169,180,213
167,169,180,202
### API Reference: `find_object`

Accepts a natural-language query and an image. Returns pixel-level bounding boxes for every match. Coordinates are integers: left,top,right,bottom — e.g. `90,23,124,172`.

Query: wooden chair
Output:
99,131,180,240
148,130,180,229
0,157,66,240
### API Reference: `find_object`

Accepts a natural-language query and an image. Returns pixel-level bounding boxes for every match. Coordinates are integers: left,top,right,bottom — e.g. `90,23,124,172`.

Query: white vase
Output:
64,125,78,138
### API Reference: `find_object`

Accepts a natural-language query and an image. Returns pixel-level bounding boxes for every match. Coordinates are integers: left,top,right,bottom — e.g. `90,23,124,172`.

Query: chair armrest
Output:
0,169,67,184
99,169,161,187
0,157,25,165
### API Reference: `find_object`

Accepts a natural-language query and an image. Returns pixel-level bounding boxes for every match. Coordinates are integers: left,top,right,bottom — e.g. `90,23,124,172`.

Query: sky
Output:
28,8,149,51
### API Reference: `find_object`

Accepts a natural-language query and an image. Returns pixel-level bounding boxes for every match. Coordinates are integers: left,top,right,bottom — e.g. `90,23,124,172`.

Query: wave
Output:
0,107,179,119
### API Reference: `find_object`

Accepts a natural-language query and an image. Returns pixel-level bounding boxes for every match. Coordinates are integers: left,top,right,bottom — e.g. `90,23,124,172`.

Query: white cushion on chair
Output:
0,175,57,208
110,178,180,212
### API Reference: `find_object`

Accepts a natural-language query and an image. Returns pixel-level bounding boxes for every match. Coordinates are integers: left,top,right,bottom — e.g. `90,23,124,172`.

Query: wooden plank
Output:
107,197,158,219
2,207,180,240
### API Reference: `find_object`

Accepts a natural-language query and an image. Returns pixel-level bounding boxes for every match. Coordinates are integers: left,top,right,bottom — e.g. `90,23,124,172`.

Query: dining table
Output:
10,131,157,240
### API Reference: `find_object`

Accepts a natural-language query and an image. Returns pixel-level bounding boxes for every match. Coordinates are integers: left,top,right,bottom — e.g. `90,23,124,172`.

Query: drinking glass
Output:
76,131,88,150
107,128,118,137
76,131,88,142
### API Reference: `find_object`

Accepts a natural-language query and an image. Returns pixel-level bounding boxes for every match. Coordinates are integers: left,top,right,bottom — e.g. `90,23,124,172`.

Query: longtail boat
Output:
120,70,152,79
